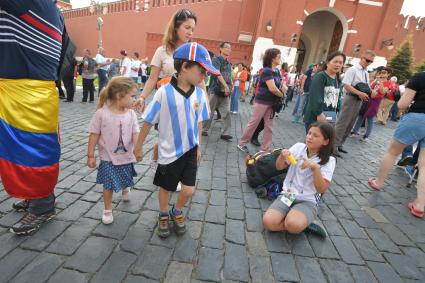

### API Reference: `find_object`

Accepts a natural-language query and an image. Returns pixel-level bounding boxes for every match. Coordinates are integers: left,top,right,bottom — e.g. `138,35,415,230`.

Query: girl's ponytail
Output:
96,76,137,110
97,86,109,109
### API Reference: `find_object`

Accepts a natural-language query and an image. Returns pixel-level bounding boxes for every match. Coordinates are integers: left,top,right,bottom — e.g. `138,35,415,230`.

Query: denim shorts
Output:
393,112,425,148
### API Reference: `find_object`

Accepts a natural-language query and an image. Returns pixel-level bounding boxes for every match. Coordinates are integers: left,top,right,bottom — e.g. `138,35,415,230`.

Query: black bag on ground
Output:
246,148,287,189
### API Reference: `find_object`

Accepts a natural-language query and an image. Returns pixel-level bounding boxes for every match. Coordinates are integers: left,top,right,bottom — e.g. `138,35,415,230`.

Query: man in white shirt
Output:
95,48,109,94
120,50,132,77
130,52,141,84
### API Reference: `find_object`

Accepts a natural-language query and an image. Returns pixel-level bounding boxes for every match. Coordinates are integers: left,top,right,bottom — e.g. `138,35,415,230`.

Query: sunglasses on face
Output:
364,58,373,64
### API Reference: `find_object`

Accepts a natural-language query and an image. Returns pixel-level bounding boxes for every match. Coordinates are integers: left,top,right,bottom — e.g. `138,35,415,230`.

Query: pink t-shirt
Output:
89,106,139,165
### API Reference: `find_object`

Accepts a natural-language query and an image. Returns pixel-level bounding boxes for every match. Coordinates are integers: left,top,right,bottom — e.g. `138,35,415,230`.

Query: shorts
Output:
269,198,317,225
154,146,198,192
393,112,425,148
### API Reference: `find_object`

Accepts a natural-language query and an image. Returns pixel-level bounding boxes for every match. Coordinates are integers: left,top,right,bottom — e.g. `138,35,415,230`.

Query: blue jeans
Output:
97,69,108,94
402,145,413,158
353,115,374,137
28,194,55,215
292,92,309,119
231,86,241,112
390,102,398,121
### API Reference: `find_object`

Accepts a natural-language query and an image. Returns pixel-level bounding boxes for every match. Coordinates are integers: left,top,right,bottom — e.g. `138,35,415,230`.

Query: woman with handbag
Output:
351,66,389,141
237,48,284,153
304,51,346,132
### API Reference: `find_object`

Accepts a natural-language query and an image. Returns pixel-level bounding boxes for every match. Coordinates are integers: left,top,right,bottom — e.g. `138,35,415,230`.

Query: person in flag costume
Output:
0,1,64,235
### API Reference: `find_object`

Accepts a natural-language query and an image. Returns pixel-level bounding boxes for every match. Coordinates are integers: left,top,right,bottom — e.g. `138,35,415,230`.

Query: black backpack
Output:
246,148,287,188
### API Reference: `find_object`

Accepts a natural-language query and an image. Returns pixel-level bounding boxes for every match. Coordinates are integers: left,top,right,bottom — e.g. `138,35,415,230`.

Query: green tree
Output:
416,59,425,73
387,39,414,83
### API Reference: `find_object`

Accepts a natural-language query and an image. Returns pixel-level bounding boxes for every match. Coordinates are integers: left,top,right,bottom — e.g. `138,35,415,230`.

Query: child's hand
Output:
300,157,320,171
87,157,96,168
280,149,290,160
134,148,143,162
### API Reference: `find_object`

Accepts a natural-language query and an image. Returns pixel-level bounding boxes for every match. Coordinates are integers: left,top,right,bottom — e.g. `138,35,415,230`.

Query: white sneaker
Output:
102,210,113,224
176,182,182,191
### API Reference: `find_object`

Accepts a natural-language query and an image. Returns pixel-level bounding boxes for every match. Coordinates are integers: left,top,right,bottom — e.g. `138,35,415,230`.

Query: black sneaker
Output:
10,210,55,235
250,138,261,146
397,156,413,167
157,214,170,238
337,146,348,154
305,220,328,238
220,134,233,141
169,207,186,235
12,199,29,212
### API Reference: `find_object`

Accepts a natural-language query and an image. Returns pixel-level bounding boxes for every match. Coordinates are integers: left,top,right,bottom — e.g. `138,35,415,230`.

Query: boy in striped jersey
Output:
135,42,219,238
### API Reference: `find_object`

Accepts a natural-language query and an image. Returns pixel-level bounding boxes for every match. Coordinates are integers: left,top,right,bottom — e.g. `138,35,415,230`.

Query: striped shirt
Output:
142,80,210,164
0,1,64,80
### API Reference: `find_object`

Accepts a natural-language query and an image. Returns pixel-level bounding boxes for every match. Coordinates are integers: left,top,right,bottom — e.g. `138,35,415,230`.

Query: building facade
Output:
63,0,425,72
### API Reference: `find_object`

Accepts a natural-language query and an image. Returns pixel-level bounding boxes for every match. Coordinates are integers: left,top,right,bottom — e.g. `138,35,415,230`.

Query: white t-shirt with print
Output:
282,142,336,204
131,59,141,78
151,45,175,79
121,57,132,77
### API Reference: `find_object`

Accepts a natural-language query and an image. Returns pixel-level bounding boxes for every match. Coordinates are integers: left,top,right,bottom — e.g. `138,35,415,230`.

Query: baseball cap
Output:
173,42,220,75
120,50,127,56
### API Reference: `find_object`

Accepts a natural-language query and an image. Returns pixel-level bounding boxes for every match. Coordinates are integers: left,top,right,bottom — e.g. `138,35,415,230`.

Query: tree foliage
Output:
387,38,414,83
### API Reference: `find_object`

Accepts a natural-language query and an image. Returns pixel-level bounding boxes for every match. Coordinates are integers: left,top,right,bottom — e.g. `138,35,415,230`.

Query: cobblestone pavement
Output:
0,90,424,283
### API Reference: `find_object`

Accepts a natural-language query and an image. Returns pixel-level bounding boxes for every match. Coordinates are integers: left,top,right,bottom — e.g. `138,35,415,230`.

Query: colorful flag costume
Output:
0,2,64,199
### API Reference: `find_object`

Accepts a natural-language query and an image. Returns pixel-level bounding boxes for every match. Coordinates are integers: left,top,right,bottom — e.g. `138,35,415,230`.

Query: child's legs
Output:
158,187,171,212
365,116,374,137
263,198,290,231
175,147,198,210
376,139,406,185
175,185,195,210
153,143,159,162
284,201,317,234
352,115,364,134
415,147,425,208
103,189,113,210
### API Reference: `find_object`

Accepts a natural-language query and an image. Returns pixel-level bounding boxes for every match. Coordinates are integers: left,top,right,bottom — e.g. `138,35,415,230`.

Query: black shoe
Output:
202,131,208,137
63,100,73,103
250,138,261,146
397,156,413,167
334,151,342,158
12,200,29,212
337,146,348,154
220,134,233,141
305,220,328,238
59,96,66,99
157,214,170,238
10,210,55,235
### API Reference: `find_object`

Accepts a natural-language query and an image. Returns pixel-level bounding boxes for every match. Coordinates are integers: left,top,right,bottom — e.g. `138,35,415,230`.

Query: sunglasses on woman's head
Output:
176,9,195,20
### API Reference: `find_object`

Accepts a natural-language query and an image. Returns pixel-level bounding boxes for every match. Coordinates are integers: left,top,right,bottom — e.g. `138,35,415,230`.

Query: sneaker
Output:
397,156,413,167
202,131,208,136
122,188,130,202
10,210,55,235
157,214,170,238
220,134,233,141
360,136,368,142
102,210,114,224
176,182,182,192
305,220,328,238
169,207,186,235
237,144,249,153
349,132,359,138
12,199,29,212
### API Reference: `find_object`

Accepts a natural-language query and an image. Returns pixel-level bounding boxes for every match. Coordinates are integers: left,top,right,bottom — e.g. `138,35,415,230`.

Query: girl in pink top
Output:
87,77,140,224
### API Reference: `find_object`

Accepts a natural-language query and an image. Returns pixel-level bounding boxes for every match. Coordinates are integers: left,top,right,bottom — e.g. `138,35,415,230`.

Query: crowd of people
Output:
1,3,424,245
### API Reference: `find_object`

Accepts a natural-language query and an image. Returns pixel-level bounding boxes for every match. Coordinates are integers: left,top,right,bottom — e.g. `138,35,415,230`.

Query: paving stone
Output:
0,210,24,228
271,253,300,282
0,248,39,282
223,243,249,282
330,236,364,265
164,261,193,283
243,193,260,209
249,255,275,283
339,218,368,239
201,222,225,249
10,252,64,283
352,238,385,262
121,225,152,255
349,265,378,283
195,247,224,282
47,268,89,283
56,174,82,189
91,251,137,283
47,217,98,255
245,208,263,232
191,190,209,204
307,233,339,259
319,259,354,283
80,191,102,202
210,190,226,206
366,228,401,254
211,177,226,190
367,261,404,283
124,275,158,283
338,196,362,211
92,211,138,240
225,219,245,245
136,209,158,231
264,231,291,253
0,233,26,259
349,209,380,229
0,198,16,214
188,203,207,221
20,220,71,251
116,190,150,213
328,204,352,219
246,231,268,257
187,220,203,239
133,245,172,280
362,206,390,223
226,198,244,220
150,229,178,248
227,186,243,199
287,233,315,257
401,247,425,268
56,200,93,221
383,253,424,280
322,220,347,236
64,236,117,273
173,236,198,263
205,205,225,224
379,223,415,247
295,256,327,283
55,192,81,209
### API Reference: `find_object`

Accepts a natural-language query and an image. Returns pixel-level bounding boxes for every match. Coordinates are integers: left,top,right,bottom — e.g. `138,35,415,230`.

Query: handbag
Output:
322,110,337,123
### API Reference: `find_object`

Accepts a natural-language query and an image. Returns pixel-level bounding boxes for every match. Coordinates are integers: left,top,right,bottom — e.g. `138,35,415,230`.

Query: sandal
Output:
368,178,382,190
408,202,424,218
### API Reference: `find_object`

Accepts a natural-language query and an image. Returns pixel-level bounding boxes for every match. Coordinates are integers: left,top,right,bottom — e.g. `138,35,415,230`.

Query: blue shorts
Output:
393,112,425,148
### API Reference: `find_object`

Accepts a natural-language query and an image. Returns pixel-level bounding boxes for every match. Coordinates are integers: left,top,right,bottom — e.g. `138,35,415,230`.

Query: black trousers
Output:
63,76,75,101
82,78,95,102
55,80,65,98
252,118,264,141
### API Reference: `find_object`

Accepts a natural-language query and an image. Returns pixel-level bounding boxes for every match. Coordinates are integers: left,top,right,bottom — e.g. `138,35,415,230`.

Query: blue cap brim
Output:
198,62,220,76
